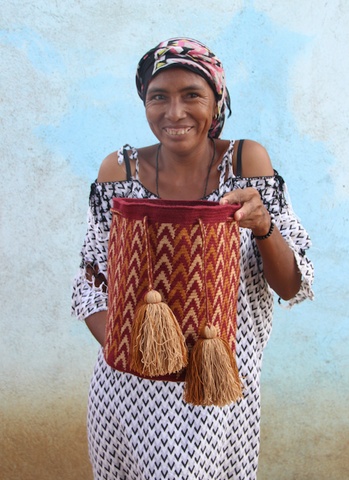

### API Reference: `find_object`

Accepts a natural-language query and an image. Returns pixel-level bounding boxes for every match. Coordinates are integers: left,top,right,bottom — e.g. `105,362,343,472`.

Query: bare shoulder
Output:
97,150,135,183
236,139,274,177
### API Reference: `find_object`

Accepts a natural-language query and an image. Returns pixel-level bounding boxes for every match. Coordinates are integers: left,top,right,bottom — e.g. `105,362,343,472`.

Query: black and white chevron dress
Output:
72,140,314,480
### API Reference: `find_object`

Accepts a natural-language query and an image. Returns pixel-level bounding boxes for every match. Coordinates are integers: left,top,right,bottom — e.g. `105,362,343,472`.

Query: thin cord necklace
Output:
155,137,216,199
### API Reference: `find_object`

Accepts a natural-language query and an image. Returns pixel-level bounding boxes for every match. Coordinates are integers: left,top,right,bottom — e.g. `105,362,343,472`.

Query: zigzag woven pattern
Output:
104,198,240,381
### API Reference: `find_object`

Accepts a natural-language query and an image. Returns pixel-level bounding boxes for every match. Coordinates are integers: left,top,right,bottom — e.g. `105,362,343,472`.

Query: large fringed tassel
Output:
130,289,188,377
184,325,244,407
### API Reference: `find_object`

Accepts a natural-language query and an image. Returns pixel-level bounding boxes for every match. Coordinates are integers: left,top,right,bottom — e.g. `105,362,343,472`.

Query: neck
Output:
156,137,216,199
158,137,214,175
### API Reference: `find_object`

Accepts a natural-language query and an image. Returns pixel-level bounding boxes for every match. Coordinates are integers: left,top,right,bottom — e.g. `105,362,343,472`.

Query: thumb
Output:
234,210,244,222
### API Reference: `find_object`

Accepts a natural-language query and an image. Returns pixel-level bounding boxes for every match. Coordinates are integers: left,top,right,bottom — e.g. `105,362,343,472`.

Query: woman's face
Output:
145,68,217,154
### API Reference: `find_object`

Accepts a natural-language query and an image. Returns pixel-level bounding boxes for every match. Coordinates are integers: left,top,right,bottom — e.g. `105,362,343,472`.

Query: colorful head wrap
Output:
136,38,231,139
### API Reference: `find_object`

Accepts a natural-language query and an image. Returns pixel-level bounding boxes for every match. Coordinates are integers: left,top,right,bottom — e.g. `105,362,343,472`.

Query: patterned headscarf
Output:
136,38,231,139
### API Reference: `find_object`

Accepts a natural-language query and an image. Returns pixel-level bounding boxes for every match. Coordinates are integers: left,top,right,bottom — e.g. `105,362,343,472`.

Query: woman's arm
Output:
72,150,132,342
85,310,107,347
223,186,301,300
221,140,302,301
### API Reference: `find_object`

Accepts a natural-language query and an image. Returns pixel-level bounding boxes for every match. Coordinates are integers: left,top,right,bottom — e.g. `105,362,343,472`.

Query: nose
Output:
165,97,186,122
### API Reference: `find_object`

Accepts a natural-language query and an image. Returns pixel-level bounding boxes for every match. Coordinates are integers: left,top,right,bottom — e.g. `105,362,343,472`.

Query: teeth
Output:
165,128,191,135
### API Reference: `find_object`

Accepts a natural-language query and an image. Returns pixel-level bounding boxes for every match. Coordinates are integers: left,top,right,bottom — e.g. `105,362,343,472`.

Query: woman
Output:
72,38,314,480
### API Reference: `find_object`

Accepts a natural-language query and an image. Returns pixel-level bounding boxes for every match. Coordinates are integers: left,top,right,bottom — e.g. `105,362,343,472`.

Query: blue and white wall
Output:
1,1,348,479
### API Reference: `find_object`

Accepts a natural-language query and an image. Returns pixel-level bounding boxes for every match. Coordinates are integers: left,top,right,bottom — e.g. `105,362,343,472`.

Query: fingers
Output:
235,197,258,225
219,189,245,206
219,190,246,221
220,188,270,232
235,210,244,222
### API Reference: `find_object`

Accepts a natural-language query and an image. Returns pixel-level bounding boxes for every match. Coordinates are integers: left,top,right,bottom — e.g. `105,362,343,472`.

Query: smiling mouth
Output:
164,127,192,136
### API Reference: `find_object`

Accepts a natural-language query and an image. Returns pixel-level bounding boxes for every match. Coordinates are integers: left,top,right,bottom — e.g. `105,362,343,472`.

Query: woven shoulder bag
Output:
104,198,244,406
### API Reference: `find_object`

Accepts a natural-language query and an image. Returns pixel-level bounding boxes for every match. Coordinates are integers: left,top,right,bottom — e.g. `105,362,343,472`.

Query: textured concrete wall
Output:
0,1,348,479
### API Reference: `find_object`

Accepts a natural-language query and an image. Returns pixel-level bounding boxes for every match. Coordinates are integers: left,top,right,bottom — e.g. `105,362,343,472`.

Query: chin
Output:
158,130,209,153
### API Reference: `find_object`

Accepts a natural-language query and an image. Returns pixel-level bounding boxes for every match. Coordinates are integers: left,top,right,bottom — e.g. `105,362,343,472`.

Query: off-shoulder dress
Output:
72,140,314,480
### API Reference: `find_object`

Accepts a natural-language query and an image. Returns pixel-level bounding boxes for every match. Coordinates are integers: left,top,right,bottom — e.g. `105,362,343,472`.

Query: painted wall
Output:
1,1,348,479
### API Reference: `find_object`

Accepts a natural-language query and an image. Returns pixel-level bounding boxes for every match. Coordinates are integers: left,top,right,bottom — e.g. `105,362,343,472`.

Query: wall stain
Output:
2,392,348,479
258,391,349,480
0,403,93,480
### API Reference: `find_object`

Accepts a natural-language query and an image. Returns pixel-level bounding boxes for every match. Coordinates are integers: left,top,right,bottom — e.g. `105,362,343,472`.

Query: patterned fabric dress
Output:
72,140,314,480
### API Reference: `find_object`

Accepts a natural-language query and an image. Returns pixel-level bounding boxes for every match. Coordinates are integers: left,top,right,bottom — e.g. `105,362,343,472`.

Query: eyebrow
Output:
147,84,206,95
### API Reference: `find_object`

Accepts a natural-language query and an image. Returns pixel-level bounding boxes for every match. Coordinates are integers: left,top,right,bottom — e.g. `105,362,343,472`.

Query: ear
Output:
213,103,219,119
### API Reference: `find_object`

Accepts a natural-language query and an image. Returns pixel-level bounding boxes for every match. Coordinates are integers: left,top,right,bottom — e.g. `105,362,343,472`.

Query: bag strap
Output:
123,148,132,181
236,139,244,178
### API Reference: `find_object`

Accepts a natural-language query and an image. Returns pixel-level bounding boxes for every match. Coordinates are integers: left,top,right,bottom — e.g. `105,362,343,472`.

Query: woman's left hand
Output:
220,187,271,237
220,186,302,300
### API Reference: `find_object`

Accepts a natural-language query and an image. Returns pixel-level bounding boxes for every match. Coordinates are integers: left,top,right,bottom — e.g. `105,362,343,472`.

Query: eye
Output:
188,92,199,99
152,94,165,101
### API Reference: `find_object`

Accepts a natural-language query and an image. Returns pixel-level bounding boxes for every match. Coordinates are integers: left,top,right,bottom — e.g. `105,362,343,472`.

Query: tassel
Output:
184,325,244,407
130,289,188,377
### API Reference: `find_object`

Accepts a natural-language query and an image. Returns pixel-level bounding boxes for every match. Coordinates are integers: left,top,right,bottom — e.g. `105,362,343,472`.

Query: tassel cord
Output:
198,218,210,330
136,307,184,348
143,216,154,291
